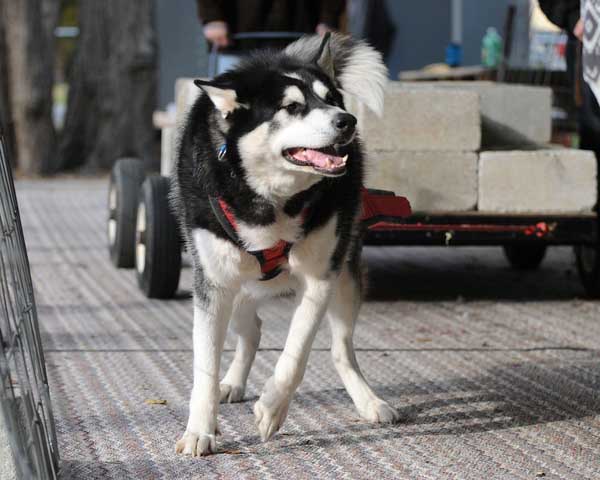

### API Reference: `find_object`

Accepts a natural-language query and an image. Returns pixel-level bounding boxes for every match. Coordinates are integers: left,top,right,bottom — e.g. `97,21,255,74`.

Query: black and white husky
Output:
171,33,398,456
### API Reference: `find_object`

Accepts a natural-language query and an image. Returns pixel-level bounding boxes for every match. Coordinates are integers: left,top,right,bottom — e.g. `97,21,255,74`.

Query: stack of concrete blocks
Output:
348,81,597,214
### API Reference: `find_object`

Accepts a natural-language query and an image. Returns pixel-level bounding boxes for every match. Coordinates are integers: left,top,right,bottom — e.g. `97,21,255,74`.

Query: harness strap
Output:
209,187,411,282
209,195,296,281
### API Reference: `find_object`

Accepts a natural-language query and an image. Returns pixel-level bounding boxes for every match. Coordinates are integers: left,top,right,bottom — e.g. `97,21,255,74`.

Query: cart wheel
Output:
503,244,547,270
135,176,181,298
574,245,600,298
108,158,146,268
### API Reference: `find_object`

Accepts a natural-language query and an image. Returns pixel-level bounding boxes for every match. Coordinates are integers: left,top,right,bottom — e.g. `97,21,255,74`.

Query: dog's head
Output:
195,33,387,198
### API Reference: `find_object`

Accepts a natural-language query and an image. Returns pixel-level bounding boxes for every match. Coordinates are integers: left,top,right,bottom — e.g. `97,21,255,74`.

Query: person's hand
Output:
204,21,230,48
316,23,334,36
574,18,584,42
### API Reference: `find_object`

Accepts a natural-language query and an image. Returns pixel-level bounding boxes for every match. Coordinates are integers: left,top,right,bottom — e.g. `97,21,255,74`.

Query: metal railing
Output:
0,129,59,478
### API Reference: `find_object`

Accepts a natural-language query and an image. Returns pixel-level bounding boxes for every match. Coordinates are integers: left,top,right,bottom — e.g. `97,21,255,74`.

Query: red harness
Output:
209,188,411,281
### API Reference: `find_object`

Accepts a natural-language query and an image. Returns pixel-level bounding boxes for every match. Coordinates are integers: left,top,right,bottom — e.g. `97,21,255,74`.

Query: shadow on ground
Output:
364,246,586,301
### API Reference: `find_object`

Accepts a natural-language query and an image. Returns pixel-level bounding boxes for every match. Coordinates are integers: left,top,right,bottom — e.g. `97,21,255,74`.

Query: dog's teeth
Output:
342,155,348,164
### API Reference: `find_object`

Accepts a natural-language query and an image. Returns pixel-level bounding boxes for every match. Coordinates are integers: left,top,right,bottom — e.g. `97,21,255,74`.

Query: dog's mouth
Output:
283,146,348,176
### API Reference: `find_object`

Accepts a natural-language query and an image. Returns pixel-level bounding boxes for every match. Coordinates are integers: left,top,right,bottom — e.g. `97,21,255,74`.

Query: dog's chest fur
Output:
236,207,305,251
239,205,340,278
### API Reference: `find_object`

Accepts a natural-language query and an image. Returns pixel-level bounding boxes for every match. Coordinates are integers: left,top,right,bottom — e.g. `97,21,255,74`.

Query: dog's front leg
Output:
254,275,333,441
176,286,235,456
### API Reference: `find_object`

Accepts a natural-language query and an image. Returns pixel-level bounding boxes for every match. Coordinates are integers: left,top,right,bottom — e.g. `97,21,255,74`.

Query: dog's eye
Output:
284,102,303,115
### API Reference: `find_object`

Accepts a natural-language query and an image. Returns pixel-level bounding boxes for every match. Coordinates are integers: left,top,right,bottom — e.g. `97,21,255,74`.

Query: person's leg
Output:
579,81,600,159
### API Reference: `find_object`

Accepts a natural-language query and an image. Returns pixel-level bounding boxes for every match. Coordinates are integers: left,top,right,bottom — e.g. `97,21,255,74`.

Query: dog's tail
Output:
285,33,388,117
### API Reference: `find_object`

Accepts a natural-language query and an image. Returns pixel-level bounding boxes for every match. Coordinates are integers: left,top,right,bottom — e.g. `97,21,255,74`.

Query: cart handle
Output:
231,32,305,41
208,31,305,77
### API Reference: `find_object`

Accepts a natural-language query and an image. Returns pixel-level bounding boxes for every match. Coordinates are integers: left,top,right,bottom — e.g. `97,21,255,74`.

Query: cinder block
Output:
160,126,176,176
175,78,201,127
478,149,597,213
366,150,478,212
403,81,552,146
347,84,481,152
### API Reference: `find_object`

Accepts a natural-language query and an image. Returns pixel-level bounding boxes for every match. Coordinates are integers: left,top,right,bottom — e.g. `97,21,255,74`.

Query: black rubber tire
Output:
135,176,181,298
574,245,600,298
503,244,547,270
108,158,146,268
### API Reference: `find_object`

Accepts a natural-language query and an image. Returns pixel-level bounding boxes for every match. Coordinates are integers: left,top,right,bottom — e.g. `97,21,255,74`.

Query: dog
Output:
171,33,399,457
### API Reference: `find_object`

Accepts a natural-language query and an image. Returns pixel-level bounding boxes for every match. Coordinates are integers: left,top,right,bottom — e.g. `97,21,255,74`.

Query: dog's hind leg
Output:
327,264,401,423
220,294,261,403
254,275,333,441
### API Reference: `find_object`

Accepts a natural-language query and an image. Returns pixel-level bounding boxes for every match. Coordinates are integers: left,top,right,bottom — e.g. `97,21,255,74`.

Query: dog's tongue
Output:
290,148,346,169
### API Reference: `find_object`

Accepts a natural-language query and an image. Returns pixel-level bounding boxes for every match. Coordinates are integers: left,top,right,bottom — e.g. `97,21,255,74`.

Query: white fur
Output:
175,293,235,456
237,122,320,199
285,34,388,117
190,229,259,285
282,85,305,106
219,294,261,403
327,267,401,423
283,72,303,82
272,106,347,153
201,86,241,115
337,44,387,117
312,80,329,100
237,209,304,251
237,106,351,199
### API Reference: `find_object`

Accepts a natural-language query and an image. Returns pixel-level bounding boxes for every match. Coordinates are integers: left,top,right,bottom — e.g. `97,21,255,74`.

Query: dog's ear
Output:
313,32,335,79
194,79,243,116
286,34,388,116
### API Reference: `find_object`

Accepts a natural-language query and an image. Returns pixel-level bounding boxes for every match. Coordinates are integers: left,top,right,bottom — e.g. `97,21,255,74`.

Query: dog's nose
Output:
334,113,357,132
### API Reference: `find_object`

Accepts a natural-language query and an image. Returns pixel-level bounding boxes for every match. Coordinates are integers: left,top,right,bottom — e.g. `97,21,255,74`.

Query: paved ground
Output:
16,178,600,479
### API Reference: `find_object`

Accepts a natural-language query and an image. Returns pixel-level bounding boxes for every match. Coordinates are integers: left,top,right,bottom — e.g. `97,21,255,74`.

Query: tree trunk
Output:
2,0,59,174
0,8,15,158
59,0,158,172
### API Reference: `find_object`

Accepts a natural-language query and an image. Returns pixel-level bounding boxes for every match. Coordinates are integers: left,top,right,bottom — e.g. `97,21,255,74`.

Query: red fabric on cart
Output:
360,187,412,221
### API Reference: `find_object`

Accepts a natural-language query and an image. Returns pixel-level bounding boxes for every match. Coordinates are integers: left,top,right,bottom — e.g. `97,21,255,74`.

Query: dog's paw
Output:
254,396,290,442
359,399,402,424
219,383,245,403
175,431,217,457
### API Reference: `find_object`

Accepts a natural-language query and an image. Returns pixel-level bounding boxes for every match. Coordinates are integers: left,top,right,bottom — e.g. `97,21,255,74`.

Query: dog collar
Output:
217,143,227,160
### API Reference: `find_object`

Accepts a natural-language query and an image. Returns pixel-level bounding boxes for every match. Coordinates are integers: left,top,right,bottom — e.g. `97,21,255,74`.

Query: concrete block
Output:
403,81,552,147
347,84,481,152
175,78,201,127
366,150,478,212
160,126,176,176
478,149,597,213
